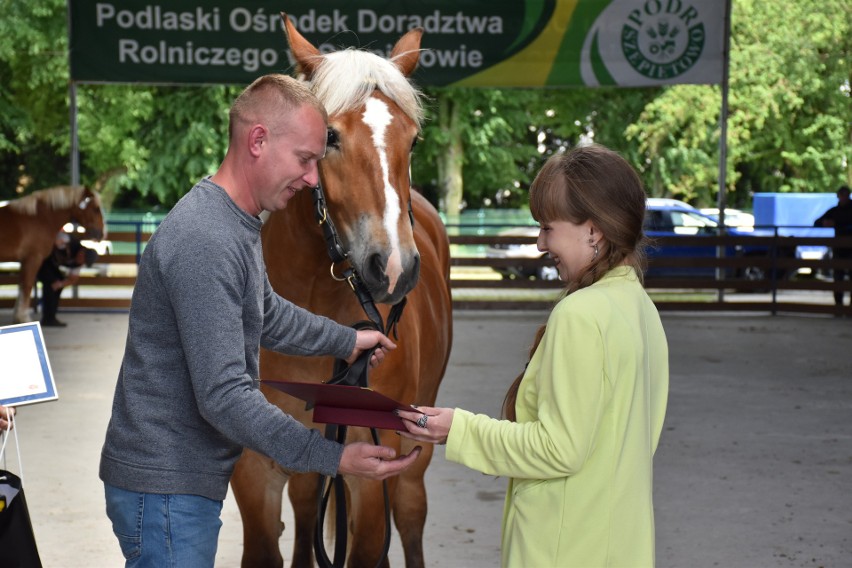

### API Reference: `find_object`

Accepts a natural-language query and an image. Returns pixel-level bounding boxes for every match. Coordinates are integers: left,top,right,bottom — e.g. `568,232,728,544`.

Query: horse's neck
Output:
36,202,73,231
264,190,331,282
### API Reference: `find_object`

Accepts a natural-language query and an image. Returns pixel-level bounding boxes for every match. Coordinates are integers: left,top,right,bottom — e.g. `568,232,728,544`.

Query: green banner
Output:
68,0,725,87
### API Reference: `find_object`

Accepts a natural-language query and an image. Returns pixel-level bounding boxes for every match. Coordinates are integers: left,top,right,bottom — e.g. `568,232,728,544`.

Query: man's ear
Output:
248,125,266,157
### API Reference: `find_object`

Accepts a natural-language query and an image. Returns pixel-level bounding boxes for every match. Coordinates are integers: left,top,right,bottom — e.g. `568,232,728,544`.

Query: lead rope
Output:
311,182,409,568
314,330,392,568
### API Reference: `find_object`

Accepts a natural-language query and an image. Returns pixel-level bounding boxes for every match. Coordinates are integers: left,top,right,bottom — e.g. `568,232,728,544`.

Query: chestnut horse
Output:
0,186,105,323
229,16,453,568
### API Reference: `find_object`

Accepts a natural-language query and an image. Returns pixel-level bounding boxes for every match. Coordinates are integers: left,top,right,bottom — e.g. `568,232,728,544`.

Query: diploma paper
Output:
0,322,58,406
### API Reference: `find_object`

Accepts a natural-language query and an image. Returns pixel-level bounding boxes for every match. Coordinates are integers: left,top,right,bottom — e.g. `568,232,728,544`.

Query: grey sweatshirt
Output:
100,179,355,500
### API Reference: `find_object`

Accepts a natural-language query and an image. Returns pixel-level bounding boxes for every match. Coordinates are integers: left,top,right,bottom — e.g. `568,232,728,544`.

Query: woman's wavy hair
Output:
502,144,648,420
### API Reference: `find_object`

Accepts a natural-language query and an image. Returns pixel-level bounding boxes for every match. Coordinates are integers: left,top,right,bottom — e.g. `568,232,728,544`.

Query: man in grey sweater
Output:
100,74,421,566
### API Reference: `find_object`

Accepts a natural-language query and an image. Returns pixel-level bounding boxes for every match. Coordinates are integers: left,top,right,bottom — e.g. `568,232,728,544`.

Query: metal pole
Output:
70,82,80,186
67,0,80,187
716,0,732,303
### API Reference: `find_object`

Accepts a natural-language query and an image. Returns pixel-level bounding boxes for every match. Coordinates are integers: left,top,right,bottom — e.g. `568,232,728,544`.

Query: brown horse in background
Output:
0,186,105,323
229,15,453,568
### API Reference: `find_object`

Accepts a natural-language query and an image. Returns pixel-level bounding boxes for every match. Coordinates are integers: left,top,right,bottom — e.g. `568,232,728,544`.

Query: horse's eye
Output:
327,129,340,150
410,137,419,152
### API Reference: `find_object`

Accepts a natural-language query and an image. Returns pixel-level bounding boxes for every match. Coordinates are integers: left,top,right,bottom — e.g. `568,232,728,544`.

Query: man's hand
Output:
337,442,421,480
346,330,397,367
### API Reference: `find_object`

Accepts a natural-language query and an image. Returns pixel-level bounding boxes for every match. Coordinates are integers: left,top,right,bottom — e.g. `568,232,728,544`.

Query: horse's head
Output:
72,187,106,241
283,14,424,305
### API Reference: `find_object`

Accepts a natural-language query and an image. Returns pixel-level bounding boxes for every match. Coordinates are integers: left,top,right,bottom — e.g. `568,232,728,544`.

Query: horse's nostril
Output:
410,253,421,281
368,253,385,281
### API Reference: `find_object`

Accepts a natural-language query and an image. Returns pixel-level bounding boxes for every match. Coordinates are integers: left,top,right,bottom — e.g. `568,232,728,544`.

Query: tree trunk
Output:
437,96,464,218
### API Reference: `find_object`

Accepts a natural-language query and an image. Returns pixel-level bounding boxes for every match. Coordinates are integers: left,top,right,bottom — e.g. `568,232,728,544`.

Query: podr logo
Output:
620,1,705,80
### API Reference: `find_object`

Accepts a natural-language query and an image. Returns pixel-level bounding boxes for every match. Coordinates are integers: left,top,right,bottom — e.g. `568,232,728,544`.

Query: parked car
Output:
699,208,755,229
486,201,787,281
485,226,559,280
643,205,787,279
649,197,696,210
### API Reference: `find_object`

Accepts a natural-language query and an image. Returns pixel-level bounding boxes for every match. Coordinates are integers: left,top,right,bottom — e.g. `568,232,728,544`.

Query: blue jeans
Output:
104,483,223,568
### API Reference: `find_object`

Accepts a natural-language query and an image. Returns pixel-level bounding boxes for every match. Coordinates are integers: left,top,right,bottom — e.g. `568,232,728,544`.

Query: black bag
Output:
0,420,43,568
0,469,43,568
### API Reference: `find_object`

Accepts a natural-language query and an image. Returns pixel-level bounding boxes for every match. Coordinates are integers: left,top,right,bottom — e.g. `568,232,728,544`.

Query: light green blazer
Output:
447,266,669,567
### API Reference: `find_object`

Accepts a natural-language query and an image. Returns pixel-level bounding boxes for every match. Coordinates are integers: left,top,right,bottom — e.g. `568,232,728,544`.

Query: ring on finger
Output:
416,414,428,429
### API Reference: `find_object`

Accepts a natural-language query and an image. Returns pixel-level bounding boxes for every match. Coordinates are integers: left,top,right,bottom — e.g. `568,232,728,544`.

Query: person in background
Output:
36,232,97,328
398,144,670,567
814,185,852,307
99,74,421,567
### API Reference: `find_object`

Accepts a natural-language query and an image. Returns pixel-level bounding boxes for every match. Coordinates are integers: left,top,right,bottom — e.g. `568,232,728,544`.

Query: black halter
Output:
311,183,409,338
310,181,412,568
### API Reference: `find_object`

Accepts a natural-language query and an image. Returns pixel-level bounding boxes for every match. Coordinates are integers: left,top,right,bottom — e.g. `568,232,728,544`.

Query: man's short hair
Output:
838,185,851,197
228,74,326,140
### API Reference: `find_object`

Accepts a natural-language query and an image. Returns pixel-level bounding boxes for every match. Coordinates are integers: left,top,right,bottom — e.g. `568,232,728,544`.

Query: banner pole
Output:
69,82,80,187
716,0,732,302
67,1,80,187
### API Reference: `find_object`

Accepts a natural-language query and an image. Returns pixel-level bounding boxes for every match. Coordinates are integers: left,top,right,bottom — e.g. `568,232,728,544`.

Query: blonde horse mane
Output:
306,48,424,126
5,185,99,216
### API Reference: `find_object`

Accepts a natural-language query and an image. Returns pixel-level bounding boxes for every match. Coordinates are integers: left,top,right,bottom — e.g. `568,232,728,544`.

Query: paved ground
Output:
1,307,850,567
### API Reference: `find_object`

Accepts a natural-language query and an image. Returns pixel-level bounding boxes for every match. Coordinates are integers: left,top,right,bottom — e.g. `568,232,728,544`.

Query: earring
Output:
593,243,599,259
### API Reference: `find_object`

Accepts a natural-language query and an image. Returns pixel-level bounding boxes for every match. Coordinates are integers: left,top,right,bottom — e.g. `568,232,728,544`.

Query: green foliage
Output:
415,0,850,211
0,0,236,206
76,85,236,206
1,0,849,213
625,85,723,203
0,0,72,195
414,84,658,211
625,0,851,207
414,87,547,210
728,0,851,196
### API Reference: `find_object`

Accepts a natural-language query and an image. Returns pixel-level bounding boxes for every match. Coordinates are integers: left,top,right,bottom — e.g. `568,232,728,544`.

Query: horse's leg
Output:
13,257,40,323
231,449,290,568
345,475,393,568
288,472,321,568
393,438,434,568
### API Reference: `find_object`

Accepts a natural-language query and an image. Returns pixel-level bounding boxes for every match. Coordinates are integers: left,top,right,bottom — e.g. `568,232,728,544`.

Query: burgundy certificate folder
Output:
264,380,422,430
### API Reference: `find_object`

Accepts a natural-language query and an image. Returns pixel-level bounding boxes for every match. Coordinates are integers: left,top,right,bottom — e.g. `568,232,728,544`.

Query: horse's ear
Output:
281,12,322,78
390,27,423,78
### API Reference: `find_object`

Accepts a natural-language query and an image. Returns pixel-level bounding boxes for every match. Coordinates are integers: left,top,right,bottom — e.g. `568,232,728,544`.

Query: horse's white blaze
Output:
362,96,403,293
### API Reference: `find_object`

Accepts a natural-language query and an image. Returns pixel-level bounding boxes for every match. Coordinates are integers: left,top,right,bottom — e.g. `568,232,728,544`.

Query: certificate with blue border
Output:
0,322,59,406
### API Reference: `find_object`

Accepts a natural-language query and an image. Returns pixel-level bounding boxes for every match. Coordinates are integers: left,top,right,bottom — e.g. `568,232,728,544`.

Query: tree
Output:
412,85,656,214
2,0,849,213
0,0,236,208
0,0,71,198
76,85,238,208
625,0,851,207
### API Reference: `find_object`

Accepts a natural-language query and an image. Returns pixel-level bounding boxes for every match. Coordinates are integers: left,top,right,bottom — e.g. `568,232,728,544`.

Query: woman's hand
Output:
396,406,454,445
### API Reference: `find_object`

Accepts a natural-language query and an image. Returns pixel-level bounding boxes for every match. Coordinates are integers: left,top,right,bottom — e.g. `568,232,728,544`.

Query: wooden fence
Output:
450,234,852,316
2,230,851,316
